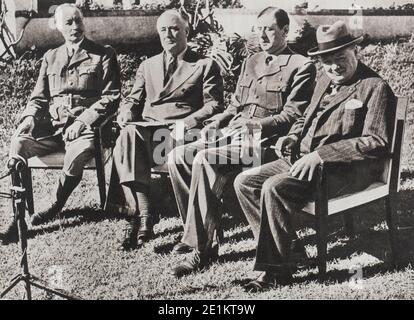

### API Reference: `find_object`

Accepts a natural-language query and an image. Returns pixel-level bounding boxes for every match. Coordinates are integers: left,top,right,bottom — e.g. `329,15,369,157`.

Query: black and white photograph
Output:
0,0,413,303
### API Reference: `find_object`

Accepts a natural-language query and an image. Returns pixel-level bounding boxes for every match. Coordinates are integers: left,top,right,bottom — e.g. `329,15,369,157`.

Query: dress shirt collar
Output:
165,46,188,64
66,37,85,56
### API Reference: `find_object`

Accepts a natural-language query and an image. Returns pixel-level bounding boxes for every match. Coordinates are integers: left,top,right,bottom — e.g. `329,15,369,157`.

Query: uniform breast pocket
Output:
238,77,253,103
266,82,287,110
47,69,61,91
342,107,366,135
78,64,100,90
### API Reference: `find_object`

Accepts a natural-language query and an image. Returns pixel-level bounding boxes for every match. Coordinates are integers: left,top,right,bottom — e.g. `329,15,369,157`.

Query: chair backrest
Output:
385,96,409,193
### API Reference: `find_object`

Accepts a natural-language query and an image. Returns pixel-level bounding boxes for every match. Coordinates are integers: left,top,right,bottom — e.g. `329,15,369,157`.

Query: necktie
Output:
67,47,75,59
164,55,177,85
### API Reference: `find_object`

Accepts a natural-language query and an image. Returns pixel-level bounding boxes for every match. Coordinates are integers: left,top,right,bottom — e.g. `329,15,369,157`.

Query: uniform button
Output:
258,80,262,84
255,95,259,99
69,81,74,86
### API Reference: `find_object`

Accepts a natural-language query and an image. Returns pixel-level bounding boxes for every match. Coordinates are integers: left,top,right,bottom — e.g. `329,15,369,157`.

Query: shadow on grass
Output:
292,261,405,287
27,207,123,239
153,234,183,255
219,249,256,263
144,282,220,299
227,204,414,288
230,259,406,290
155,225,183,238
221,228,253,244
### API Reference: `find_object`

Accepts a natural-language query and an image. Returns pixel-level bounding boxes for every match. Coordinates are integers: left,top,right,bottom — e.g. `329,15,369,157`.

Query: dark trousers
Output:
234,158,362,274
109,124,193,214
113,125,158,187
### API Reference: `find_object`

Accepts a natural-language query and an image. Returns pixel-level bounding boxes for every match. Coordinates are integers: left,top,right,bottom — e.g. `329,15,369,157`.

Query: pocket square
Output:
345,99,363,110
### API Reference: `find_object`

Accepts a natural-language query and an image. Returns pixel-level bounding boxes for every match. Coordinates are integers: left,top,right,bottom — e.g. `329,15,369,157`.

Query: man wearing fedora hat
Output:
234,21,397,291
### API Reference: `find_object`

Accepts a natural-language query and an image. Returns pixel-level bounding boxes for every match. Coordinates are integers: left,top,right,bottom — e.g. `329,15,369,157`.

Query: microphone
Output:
7,158,26,172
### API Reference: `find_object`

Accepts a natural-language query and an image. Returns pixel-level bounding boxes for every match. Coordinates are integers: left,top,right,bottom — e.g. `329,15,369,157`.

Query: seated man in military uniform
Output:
0,4,121,244
168,7,316,277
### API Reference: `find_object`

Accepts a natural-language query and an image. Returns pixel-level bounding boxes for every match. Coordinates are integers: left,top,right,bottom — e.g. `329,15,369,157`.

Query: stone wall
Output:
9,8,414,53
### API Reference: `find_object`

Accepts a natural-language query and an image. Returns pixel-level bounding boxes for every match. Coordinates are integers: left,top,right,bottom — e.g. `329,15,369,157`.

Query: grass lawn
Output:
0,167,414,299
1,41,414,300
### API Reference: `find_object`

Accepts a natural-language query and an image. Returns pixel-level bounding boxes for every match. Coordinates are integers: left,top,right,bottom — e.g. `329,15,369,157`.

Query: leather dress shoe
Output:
170,246,219,278
31,203,62,226
0,219,18,245
173,242,193,254
243,272,293,292
119,217,139,251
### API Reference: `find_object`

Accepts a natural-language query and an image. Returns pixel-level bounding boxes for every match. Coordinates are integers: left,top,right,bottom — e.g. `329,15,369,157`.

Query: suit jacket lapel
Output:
302,73,331,129
150,53,165,99
157,50,200,100
300,72,361,140
320,79,360,114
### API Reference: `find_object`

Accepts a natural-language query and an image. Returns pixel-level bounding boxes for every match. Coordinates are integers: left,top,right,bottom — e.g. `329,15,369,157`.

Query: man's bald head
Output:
157,10,189,30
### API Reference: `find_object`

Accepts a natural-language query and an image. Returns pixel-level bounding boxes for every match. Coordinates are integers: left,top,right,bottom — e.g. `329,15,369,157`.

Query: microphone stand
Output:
0,159,82,300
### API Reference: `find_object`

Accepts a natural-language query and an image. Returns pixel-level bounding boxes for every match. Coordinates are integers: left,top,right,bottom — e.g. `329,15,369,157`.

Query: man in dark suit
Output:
168,7,316,277
0,4,121,244
234,21,396,291
112,9,224,250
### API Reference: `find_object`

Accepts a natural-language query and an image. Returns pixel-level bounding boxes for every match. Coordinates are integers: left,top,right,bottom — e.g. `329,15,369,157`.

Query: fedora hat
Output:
308,21,363,56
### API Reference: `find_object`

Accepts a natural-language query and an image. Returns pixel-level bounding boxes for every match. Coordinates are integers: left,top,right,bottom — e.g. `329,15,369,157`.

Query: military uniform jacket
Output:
20,38,121,135
287,62,396,184
210,47,316,137
120,49,224,130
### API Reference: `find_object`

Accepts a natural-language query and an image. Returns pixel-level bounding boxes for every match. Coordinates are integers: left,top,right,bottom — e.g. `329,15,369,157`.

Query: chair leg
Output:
94,148,106,210
343,211,355,238
385,195,399,268
24,168,35,216
315,179,328,277
316,211,328,276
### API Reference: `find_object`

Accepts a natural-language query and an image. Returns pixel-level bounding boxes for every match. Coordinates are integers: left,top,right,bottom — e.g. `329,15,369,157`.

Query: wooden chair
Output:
24,116,116,215
301,96,409,276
